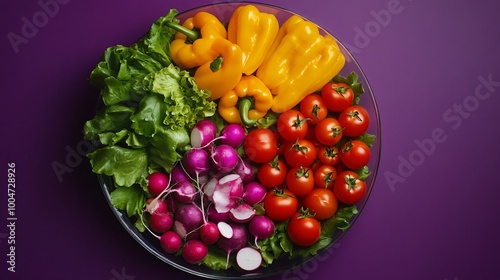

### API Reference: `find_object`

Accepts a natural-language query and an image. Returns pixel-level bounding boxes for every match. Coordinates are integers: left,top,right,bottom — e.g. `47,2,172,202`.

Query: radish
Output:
145,197,168,215
174,204,204,239
249,215,275,247
182,239,208,264
172,181,197,204
147,172,169,197
229,203,256,223
212,174,243,213
182,148,211,178
203,178,218,201
242,182,267,206
217,223,249,269
149,211,174,234
217,221,233,239
233,158,255,184
170,165,191,185
236,247,262,271
211,144,239,173
160,231,182,254
207,204,230,223
190,119,217,148
219,124,246,148
199,222,220,245
165,195,182,213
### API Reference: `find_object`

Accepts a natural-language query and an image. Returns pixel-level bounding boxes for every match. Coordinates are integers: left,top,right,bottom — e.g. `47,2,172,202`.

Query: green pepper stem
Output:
239,98,257,127
210,56,224,72
166,21,199,42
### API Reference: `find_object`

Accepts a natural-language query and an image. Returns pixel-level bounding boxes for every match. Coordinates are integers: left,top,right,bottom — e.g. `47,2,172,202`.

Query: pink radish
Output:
203,178,218,201
217,223,249,269
174,204,204,239
212,174,243,213
160,231,182,254
190,119,217,148
249,215,275,247
182,148,211,178
229,204,256,223
149,212,173,234
211,144,239,173
182,240,208,264
199,222,220,245
170,165,191,185
219,124,246,148
233,158,255,184
172,181,197,204
147,172,169,197
217,221,233,239
207,204,230,223
236,247,262,271
145,197,168,215
242,182,267,206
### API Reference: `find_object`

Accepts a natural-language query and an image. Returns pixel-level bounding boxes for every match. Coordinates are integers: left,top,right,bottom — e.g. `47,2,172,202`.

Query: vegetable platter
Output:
84,2,381,279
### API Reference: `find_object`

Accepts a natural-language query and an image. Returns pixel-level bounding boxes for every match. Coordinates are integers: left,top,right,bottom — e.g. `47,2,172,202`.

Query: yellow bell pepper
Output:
227,5,279,75
168,12,227,69
256,15,346,113
218,75,273,126
194,37,243,101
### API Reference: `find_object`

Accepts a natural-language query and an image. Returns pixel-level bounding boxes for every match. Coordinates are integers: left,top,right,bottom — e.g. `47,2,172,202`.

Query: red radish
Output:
165,195,181,213
149,212,173,234
233,158,255,184
182,240,208,264
212,174,243,213
190,119,217,148
243,182,267,206
160,231,182,254
170,165,191,185
199,222,220,245
203,178,218,201
207,204,230,223
211,144,239,173
147,172,169,197
229,204,256,223
217,223,249,269
174,204,204,239
236,247,262,271
217,221,233,239
249,215,275,246
173,181,197,203
145,197,168,214
219,124,246,148
182,148,211,178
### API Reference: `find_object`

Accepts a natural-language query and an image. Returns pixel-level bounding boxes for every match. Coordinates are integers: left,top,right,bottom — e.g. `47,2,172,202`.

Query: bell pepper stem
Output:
210,56,224,72
166,21,200,42
239,98,257,127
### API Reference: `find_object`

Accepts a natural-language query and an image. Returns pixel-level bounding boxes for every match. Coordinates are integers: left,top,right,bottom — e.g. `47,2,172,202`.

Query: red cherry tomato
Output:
338,105,370,137
257,156,288,188
287,211,321,246
333,171,366,204
315,118,343,146
321,82,355,112
286,166,315,196
339,140,371,170
299,94,328,125
284,139,317,167
264,189,298,222
313,165,337,189
277,110,309,141
243,128,278,163
317,146,340,166
304,188,338,220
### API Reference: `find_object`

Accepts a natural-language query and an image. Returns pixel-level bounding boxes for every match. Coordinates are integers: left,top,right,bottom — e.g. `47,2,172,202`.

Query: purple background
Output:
1,0,500,279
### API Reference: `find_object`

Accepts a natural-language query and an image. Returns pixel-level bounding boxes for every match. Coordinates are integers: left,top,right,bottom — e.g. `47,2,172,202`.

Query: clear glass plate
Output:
98,2,381,279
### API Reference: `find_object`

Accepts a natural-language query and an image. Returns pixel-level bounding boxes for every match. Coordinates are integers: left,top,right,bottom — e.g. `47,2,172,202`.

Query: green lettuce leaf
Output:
87,146,148,187
149,127,190,173
110,185,146,217
83,105,135,141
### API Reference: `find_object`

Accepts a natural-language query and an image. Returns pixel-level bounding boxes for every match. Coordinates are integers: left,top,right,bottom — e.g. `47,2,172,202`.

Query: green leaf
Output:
83,105,135,141
87,146,148,187
149,127,190,173
199,246,232,270
110,185,145,217
130,92,166,137
332,72,365,104
356,166,371,181
332,205,359,231
357,133,376,148
98,129,128,146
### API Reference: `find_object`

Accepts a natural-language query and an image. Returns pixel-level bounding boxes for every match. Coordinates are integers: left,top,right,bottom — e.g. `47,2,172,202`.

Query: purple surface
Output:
1,0,500,279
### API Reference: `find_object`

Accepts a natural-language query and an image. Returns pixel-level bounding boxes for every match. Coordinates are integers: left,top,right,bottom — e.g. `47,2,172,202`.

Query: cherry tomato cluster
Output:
243,81,372,247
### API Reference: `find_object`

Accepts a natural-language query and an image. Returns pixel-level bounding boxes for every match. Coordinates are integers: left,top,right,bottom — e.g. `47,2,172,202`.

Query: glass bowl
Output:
98,1,381,279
